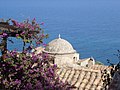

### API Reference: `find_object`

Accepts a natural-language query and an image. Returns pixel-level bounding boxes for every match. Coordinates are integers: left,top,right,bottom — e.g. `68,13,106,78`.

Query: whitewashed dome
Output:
44,35,76,54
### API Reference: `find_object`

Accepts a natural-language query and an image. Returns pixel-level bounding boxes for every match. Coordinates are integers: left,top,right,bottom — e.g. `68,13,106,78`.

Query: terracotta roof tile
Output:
57,68,104,90
89,65,108,70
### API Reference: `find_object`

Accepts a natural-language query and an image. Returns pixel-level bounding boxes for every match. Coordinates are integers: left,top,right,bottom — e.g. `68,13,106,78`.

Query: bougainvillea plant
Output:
0,19,71,90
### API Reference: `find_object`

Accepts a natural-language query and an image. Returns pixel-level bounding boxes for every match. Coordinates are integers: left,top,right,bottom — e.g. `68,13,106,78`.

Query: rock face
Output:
108,71,120,90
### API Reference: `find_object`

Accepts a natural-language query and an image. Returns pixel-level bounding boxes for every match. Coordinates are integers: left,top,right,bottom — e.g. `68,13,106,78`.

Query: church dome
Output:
44,35,76,54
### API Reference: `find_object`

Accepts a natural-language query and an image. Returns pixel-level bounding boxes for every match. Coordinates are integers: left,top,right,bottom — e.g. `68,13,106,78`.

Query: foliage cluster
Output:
0,19,71,90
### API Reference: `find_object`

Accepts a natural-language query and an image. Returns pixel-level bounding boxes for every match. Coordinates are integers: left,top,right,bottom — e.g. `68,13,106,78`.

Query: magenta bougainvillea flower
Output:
41,22,44,25
0,18,71,90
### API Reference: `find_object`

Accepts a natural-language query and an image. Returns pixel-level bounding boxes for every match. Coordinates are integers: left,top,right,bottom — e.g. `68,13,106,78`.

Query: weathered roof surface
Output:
56,67,104,90
89,65,108,70
44,37,76,54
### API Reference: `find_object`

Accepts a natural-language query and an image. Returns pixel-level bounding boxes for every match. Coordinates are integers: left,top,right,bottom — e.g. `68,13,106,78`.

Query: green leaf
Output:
24,39,30,43
16,36,21,39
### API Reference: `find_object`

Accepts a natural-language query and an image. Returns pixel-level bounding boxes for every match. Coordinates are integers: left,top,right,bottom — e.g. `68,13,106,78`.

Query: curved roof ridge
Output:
59,66,102,73
56,66,104,89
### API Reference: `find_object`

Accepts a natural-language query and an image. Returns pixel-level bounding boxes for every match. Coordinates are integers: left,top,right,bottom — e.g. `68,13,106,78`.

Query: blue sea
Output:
0,0,120,65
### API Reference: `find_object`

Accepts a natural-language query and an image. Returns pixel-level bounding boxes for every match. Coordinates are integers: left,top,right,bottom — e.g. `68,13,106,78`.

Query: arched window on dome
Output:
73,57,77,63
74,57,77,59
73,57,75,59
88,59,94,67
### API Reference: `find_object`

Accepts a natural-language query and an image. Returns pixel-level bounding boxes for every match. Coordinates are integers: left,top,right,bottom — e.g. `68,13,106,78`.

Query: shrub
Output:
0,50,70,90
0,18,71,90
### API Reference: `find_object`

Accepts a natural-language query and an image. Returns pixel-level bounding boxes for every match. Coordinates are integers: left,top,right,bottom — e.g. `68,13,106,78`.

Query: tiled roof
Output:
56,67,104,90
89,65,108,70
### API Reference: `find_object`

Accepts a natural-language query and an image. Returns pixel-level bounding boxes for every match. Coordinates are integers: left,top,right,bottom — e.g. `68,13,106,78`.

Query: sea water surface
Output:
0,0,120,64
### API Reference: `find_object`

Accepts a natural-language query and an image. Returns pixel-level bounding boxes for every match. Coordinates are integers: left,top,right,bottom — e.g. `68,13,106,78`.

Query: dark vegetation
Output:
103,50,120,89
